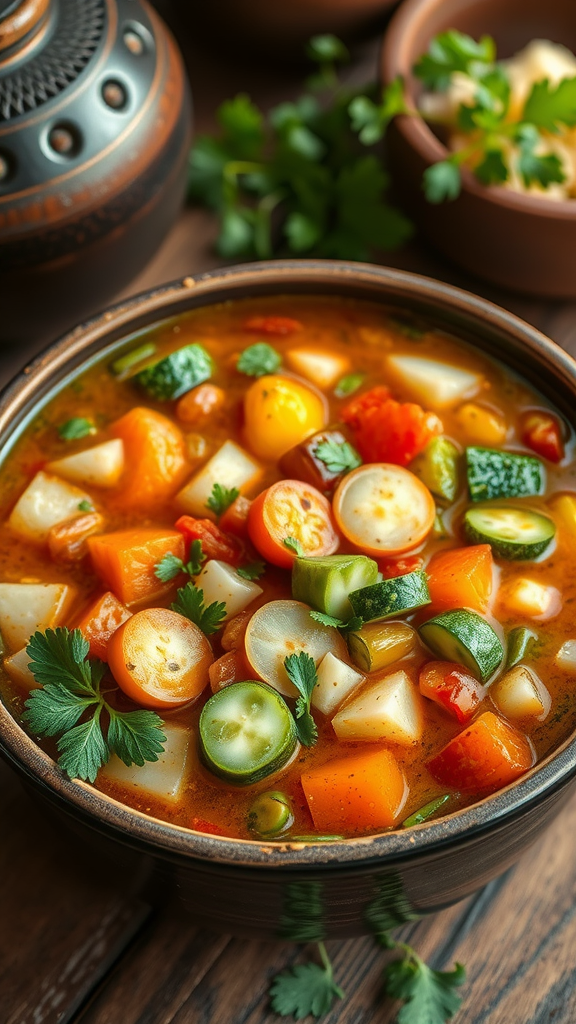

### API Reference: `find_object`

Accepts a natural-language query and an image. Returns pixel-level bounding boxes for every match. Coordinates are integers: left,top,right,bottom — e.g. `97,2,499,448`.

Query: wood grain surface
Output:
1,8,576,1022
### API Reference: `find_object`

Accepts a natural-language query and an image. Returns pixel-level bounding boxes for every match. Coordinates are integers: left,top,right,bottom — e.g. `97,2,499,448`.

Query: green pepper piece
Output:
411,436,460,503
505,626,538,669
401,794,451,828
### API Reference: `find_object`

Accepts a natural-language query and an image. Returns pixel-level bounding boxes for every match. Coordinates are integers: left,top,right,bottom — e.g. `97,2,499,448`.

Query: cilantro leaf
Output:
314,437,361,474
107,709,166,767
423,160,462,203
237,560,266,580
309,610,363,632
384,955,466,1024
58,417,96,441
334,373,365,398
154,552,187,582
188,539,207,576
237,342,282,377
283,537,305,557
306,34,349,65
270,942,344,1019
349,77,407,145
284,652,318,747
523,76,576,132
206,482,240,517
56,710,108,783
474,146,508,185
414,30,495,90
25,628,98,695
22,684,96,737
172,582,227,635
515,124,565,188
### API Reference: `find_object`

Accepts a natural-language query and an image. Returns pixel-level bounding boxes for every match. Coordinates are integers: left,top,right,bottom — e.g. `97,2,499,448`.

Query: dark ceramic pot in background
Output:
1,261,576,939
0,0,191,344
382,0,576,298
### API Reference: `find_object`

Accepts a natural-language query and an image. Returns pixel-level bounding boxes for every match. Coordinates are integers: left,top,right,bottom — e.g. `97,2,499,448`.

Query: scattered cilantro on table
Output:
270,942,344,1019
22,628,166,782
172,582,227,635
283,651,318,747
206,482,240,517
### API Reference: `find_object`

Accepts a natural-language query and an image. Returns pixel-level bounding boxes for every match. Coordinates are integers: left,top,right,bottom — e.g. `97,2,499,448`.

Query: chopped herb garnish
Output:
77,500,93,513
58,418,96,441
283,651,318,747
284,537,305,557
172,582,227,635
237,560,266,581
155,540,207,582
401,794,451,828
237,342,282,377
188,539,207,576
135,344,213,401
22,628,166,782
270,941,344,1019
309,610,363,633
206,482,240,517
334,373,365,398
314,437,361,474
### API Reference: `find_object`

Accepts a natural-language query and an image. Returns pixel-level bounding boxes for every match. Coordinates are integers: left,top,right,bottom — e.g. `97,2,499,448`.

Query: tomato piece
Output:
248,480,339,569
75,591,132,661
243,316,302,336
378,555,424,579
175,515,241,566
419,661,485,723
176,384,226,426
218,496,252,538
191,817,227,836
521,411,564,463
342,386,442,466
426,545,493,614
108,607,213,710
427,711,534,792
244,374,326,462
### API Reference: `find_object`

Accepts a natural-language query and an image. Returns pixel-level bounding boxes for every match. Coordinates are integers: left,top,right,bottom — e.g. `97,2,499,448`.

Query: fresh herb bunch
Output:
22,628,166,782
188,35,413,261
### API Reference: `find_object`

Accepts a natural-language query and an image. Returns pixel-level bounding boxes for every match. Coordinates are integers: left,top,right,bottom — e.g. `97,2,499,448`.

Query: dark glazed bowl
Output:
381,0,576,298
1,260,576,939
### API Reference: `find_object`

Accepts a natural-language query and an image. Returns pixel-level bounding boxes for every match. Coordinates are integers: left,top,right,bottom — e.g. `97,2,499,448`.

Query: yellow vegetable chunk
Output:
492,665,550,721
243,374,326,461
332,669,424,745
499,577,561,621
285,348,351,389
455,403,507,446
549,493,576,541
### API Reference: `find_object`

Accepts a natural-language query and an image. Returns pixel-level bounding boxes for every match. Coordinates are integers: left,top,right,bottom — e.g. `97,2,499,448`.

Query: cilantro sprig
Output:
154,540,206,582
284,537,305,557
314,437,361,474
283,651,318,746
22,628,166,782
309,610,363,633
237,560,266,580
270,942,344,1019
206,482,240,518
172,582,227,635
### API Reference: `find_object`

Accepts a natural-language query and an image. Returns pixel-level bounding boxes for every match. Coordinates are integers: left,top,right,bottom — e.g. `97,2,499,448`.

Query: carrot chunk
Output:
426,544,493,613
301,748,407,832
88,528,185,606
75,591,132,660
341,386,442,466
111,407,188,510
428,711,534,792
521,411,564,463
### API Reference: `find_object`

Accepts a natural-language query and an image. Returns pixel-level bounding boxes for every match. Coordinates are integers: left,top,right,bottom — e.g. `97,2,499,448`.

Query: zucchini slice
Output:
410,437,460,503
419,610,503,683
135,343,213,400
349,570,431,622
464,506,555,560
466,447,544,502
347,621,416,673
199,681,298,785
292,554,379,619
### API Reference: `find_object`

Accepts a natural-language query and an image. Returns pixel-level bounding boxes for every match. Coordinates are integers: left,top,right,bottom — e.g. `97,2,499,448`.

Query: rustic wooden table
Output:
2,18,576,1024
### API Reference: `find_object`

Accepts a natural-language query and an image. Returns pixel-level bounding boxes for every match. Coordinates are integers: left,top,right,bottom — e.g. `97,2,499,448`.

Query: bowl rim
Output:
381,0,576,220
2,257,576,870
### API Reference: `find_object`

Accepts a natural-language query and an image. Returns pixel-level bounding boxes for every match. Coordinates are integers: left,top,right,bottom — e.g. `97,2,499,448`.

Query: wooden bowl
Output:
381,0,576,297
1,261,576,937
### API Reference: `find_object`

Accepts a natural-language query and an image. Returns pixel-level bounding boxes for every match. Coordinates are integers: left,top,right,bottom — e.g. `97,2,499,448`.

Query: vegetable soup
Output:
1,296,575,842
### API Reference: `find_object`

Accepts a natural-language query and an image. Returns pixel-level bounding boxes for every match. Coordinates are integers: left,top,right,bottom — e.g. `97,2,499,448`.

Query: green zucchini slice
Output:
292,554,379,619
199,681,298,785
349,570,431,622
411,437,460,503
505,626,538,669
466,447,544,502
419,610,503,683
464,506,555,560
135,343,213,400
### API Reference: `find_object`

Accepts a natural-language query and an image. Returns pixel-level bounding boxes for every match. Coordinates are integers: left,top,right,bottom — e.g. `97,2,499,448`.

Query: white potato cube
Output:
492,666,550,721
0,582,76,651
286,348,351,389
312,652,364,716
47,439,124,488
8,471,92,543
556,640,576,671
100,724,191,805
387,355,482,409
195,559,262,621
3,647,38,689
332,669,424,745
177,440,262,517
500,578,561,621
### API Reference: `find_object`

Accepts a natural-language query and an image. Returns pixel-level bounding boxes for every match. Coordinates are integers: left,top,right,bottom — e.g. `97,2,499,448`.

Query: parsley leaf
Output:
188,539,207,576
283,537,305,557
172,582,227,635
237,342,282,377
155,552,187,582
515,124,565,188
414,29,495,90
349,76,408,145
423,160,462,203
334,373,365,398
270,942,344,1019
522,76,576,132
23,628,166,783
384,953,466,1024
309,610,363,632
474,146,508,185
206,482,240,517
284,651,318,746
314,437,361,474
237,560,266,580
58,417,96,441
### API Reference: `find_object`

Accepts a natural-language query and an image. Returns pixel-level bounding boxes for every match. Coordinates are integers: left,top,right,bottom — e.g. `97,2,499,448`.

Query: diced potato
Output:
3,647,38,689
285,348,351,389
492,665,550,721
499,577,561,621
0,582,76,651
556,639,576,670
8,471,93,543
312,652,364,716
332,669,424,745
100,724,191,804
455,403,507,446
195,560,263,621
387,355,482,409
47,439,125,488
177,440,262,518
